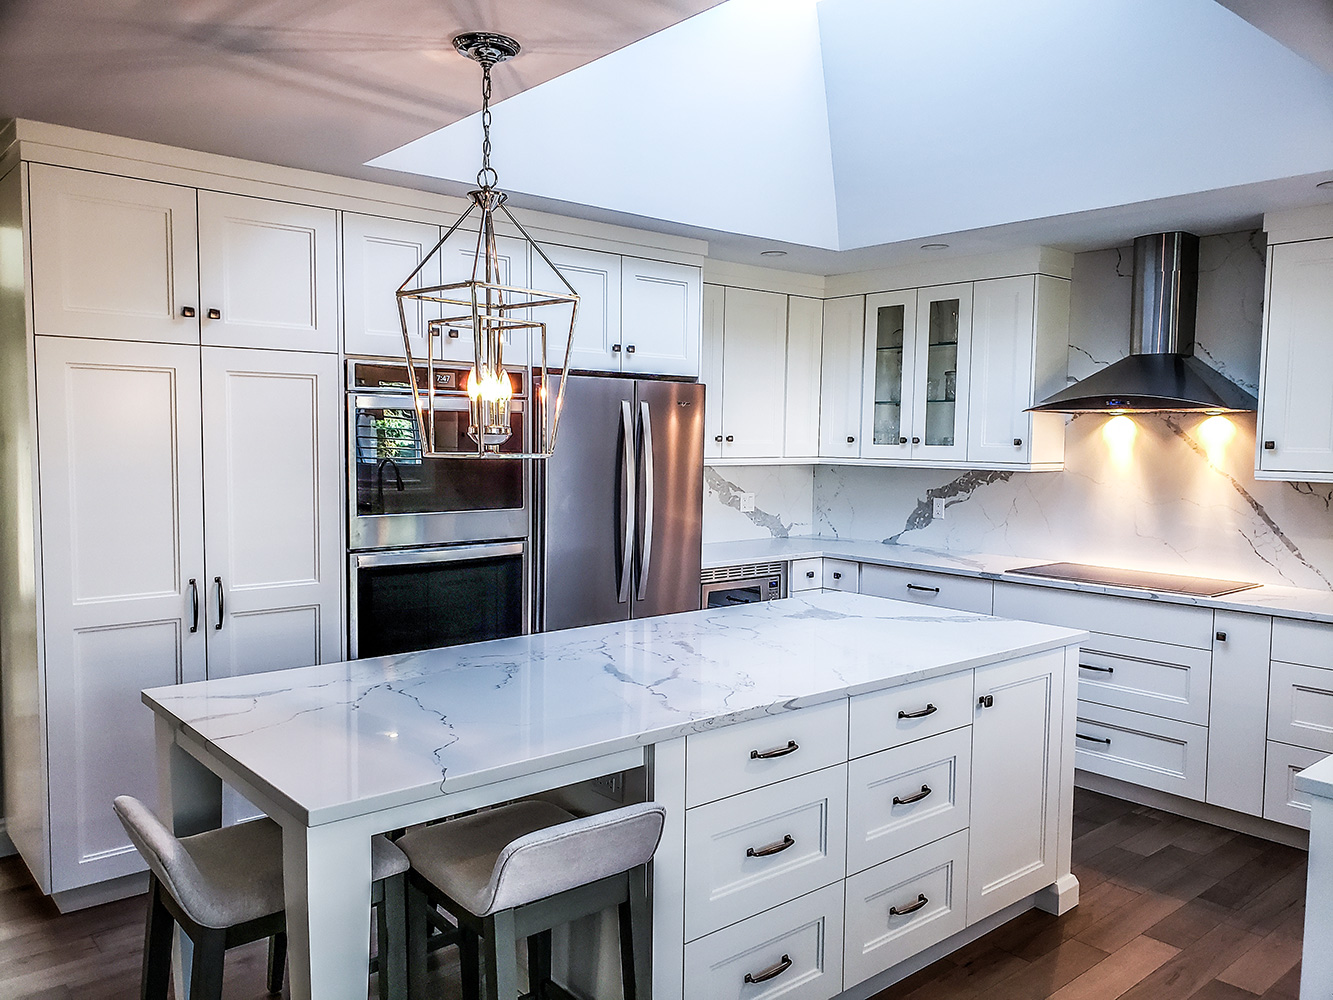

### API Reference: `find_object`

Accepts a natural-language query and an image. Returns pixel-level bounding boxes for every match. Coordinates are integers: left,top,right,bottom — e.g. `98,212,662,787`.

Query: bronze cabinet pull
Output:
206,308,221,320
744,954,792,984
890,893,929,916
978,694,994,708
906,583,940,594
897,703,937,720
746,834,795,858
188,578,199,633
1077,733,1112,745
214,576,225,630
893,784,932,805
181,306,196,318
1080,663,1114,674
751,740,799,760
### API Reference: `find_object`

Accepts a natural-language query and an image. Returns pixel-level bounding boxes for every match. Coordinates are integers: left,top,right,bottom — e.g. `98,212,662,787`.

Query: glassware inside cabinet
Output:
872,303,906,445
923,297,960,447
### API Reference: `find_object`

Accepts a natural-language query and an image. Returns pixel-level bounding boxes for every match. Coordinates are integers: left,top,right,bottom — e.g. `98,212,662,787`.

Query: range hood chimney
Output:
1029,232,1258,413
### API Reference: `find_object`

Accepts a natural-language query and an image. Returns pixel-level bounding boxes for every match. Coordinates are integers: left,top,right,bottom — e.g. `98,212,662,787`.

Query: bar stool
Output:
113,794,410,1000
397,800,665,1000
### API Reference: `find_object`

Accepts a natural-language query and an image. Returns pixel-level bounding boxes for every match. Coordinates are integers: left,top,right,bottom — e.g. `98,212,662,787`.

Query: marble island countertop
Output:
143,591,1083,827
703,536,1333,625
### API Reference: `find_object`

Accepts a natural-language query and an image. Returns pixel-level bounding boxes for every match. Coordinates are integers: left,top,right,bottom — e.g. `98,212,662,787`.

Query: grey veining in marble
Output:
143,592,1081,826
703,464,814,542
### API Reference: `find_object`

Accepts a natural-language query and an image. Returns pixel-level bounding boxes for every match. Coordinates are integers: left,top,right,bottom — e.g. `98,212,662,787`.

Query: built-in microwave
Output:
700,563,788,608
347,360,530,550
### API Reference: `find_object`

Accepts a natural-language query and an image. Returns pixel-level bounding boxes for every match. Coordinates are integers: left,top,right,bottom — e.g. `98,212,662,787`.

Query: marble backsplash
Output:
703,465,814,542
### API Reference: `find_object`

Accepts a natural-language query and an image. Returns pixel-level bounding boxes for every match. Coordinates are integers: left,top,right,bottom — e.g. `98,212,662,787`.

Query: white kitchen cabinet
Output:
819,296,865,459
859,564,993,615
434,227,531,366
28,164,200,345
342,212,441,359
966,275,1068,468
785,296,823,458
1264,741,1325,829
1205,612,1271,817
716,287,787,459
197,191,339,353
822,559,858,592
1256,238,1333,481
620,256,701,377
530,242,622,372
701,284,725,460
1074,699,1209,801
859,289,916,461
790,557,823,592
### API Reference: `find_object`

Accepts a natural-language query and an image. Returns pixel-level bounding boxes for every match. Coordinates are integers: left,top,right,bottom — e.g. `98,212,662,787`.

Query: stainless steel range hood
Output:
1029,232,1258,413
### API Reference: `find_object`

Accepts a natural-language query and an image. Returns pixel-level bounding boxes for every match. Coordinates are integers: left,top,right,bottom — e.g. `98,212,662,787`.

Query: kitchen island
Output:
143,591,1084,1000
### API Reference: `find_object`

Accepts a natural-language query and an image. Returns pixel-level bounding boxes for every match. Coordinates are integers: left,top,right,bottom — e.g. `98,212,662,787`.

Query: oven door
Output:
350,541,528,658
349,391,529,549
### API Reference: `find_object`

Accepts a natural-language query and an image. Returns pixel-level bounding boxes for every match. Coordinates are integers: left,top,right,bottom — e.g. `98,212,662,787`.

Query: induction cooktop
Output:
1006,562,1260,597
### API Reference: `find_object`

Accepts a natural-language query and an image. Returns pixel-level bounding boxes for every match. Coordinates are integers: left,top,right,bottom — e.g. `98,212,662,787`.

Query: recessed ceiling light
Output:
760,249,788,257
1319,180,1333,189
920,243,949,250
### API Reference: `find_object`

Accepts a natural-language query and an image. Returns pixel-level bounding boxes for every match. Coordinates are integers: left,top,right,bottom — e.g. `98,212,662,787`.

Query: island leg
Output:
649,737,687,1000
1037,644,1080,916
1301,795,1333,998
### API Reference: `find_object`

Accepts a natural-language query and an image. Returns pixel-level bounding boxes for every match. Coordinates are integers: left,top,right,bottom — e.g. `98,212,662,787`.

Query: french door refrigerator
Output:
537,375,704,631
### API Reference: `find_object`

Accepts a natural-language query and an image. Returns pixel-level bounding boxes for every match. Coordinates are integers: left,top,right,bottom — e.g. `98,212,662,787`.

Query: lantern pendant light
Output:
396,31,579,459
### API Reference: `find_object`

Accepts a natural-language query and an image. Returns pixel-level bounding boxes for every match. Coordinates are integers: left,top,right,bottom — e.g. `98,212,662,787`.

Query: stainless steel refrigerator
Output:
536,375,704,631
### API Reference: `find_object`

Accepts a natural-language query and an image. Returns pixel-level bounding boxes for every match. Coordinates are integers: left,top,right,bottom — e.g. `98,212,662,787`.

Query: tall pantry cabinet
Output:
2,162,343,898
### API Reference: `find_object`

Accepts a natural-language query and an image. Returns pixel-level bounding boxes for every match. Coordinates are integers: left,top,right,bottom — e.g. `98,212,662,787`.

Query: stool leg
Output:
377,874,408,1000
188,927,227,1000
526,930,552,1000
141,878,174,1000
623,866,651,1000
266,932,287,995
482,910,519,1000
459,924,482,1000
406,878,431,1000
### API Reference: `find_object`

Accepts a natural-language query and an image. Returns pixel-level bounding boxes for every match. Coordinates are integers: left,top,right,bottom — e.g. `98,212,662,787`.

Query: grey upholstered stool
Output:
113,794,410,1000
397,800,666,1000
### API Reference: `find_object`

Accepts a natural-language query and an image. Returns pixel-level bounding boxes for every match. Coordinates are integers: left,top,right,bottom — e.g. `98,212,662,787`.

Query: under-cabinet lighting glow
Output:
1199,415,1236,466
1102,414,1137,468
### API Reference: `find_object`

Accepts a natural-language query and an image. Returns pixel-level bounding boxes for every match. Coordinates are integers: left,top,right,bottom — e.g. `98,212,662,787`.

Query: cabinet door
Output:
343,213,440,359
785,296,823,459
530,243,621,372
201,348,344,680
702,284,725,461
436,227,531,366
910,284,971,462
1258,239,1333,479
861,290,916,460
969,650,1062,922
720,287,787,459
818,296,864,459
28,164,200,345
36,336,207,891
197,191,338,352
967,276,1035,465
620,257,701,377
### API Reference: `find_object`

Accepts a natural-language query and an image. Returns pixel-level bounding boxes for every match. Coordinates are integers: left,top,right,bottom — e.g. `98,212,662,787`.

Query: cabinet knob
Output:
725,435,734,442
1014,438,1023,447
805,571,815,579
832,572,842,580
846,436,855,444
1264,440,1276,450
1216,631,1227,642
626,344,636,354
912,436,921,445
714,435,723,443
978,694,994,709
899,436,907,445
206,308,221,320
181,306,196,318
612,344,621,353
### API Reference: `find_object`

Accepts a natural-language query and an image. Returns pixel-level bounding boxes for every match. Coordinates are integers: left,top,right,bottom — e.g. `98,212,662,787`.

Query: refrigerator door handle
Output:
617,399,636,604
636,399,655,600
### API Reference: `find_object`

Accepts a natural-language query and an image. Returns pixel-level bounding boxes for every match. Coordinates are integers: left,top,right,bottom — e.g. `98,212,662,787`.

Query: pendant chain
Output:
477,59,498,190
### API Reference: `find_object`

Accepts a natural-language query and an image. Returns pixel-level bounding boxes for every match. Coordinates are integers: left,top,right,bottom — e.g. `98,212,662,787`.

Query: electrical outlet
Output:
739,492,756,513
932,497,945,519
590,773,624,800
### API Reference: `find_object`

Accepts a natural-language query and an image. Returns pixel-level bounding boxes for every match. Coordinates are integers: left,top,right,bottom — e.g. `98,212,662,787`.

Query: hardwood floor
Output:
0,789,1308,999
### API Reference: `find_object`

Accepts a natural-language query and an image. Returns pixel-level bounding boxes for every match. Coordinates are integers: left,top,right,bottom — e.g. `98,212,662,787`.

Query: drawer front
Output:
684,881,845,1000
791,558,824,592
993,582,1214,649
849,672,973,759
686,699,849,808
860,565,994,615
1073,701,1208,801
822,559,859,592
685,765,849,941
847,728,971,875
1269,660,1333,753
1272,618,1333,669
1263,740,1327,829
1076,632,1212,725
844,830,969,988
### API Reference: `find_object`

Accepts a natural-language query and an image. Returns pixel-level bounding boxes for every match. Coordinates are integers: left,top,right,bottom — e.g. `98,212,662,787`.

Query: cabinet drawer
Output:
1073,701,1208,801
1263,741,1327,829
1076,632,1212,725
849,672,973,759
685,765,848,941
791,558,824,592
844,830,969,988
822,559,858,592
847,728,971,875
993,582,1214,649
684,881,845,1000
1273,618,1333,669
686,700,849,808
860,565,993,615
1269,660,1333,752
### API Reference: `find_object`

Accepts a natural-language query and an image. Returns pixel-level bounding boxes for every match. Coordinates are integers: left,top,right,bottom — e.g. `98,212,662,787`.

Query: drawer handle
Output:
751,740,799,760
897,703,937,720
890,893,929,916
893,784,932,805
743,954,792,985
747,834,795,858
1077,733,1112,745
906,583,940,594
1080,664,1114,674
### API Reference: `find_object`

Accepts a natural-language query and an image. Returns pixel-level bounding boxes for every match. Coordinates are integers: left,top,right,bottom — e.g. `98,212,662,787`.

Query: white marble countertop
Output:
143,591,1082,827
703,536,1333,625
1296,754,1333,799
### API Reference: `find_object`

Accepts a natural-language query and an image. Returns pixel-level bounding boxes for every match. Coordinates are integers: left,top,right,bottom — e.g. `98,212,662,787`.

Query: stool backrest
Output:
113,795,213,922
486,802,666,915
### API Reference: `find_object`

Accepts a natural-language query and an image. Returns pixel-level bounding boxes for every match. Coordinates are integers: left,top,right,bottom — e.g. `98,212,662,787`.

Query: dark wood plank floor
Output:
0,790,1308,998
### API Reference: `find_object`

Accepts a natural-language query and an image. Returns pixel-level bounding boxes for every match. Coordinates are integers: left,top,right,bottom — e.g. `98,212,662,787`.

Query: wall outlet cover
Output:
739,492,756,513
932,497,945,518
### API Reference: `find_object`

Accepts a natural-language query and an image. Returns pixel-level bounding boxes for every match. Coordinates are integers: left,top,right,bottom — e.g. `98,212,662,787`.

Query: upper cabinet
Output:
819,295,865,460
784,296,823,459
436,227,533,366
530,243,622,372
1256,237,1333,481
343,213,441,360
620,256,701,377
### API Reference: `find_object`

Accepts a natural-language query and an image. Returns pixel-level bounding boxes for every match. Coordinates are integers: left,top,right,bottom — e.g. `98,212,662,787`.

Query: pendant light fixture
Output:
396,31,579,458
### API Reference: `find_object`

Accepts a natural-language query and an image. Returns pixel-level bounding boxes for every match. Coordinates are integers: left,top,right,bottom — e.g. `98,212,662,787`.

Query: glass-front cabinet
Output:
861,284,972,462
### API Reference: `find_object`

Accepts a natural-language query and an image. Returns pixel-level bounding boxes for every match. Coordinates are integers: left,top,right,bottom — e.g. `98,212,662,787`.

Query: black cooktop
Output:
1007,561,1260,597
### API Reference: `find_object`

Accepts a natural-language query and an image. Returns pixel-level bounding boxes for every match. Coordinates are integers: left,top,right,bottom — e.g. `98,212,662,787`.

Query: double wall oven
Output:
347,360,531,658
